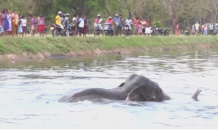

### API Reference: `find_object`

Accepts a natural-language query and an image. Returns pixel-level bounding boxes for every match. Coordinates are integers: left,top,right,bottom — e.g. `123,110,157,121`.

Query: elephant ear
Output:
127,85,166,102
127,85,149,101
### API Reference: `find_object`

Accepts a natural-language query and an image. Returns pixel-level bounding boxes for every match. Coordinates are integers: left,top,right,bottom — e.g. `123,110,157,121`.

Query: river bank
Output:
0,35,218,63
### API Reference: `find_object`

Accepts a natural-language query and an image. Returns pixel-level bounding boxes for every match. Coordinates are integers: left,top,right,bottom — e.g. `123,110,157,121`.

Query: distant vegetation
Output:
1,0,218,34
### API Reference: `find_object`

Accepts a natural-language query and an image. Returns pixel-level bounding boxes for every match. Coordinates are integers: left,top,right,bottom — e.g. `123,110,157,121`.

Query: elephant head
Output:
126,84,169,102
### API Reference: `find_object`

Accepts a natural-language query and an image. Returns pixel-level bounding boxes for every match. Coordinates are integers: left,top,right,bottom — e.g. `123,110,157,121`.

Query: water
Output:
0,49,218,129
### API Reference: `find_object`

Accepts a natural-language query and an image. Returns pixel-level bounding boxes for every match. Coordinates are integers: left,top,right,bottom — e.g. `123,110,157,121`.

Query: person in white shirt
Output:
20,15,27,36
195,22,200,36
209,23,213,34
125,17,133,30
78,15,84,36
72,14,78,36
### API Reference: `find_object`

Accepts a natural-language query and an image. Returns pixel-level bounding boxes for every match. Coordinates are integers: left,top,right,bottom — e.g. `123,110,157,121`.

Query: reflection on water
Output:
0,49,218,128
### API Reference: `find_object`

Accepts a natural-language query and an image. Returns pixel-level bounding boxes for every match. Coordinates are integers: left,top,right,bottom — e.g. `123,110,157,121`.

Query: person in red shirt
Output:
106,16,114,24
94,14,103,35
105,16,114,35
38,15,46,36
134,16,140,36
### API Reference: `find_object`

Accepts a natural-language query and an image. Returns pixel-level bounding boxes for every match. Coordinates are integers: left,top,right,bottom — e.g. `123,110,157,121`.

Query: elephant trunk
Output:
192,88,202,100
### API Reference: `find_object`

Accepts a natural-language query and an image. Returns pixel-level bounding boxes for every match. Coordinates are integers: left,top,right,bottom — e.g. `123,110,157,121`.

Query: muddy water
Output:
0,50,218,129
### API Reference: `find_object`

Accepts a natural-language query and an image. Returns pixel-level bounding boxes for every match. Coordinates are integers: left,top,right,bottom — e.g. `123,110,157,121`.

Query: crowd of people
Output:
3,9,218,37
1,9,153,37
191,22,218,36
175,22,218,36
0,9,47,37
54,11,152,36
93,14,152,36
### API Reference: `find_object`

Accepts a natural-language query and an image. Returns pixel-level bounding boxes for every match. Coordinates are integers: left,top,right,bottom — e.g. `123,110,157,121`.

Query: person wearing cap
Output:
106,16,114,24
94,14,103,35
55,11,63,29
65,13,70,24
106,16,114,35
114,14,119,36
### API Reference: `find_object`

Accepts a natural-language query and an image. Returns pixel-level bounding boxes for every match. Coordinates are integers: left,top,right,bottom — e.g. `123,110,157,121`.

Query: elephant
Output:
58,74,201,103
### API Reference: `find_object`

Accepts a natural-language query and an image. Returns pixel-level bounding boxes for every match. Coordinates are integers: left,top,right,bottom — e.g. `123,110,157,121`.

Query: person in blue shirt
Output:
117,15,123,36
114,14,119,36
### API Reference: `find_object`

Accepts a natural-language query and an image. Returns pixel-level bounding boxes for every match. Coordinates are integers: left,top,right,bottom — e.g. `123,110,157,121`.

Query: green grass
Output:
0,35,218,55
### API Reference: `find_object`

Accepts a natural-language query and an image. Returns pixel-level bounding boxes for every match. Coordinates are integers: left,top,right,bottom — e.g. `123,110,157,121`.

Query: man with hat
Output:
94,14,103,35
106,16,114,36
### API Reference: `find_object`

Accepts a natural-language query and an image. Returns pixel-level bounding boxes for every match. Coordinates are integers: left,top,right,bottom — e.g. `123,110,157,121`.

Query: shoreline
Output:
0,36,218,63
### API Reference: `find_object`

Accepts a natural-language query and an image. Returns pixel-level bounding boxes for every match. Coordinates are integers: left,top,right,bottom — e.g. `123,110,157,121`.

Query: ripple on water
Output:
1,50,218,128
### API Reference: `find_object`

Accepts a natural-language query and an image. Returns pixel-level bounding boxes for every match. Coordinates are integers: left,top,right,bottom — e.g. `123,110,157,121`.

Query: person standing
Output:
145,18,151,36
78,15,85,36
176,23,180,35
11,10,19,37
117,15,123,36
21,15,27,36
31,15,38,36
38,15,46,36
72,14,78,36
114,14,119,36
138,22,143,36
209,23,213,35
134,16,140,36
18,14,23,36
125,17,133,33
7,10,12,36
203,23,208,36
194,21,200,36
83,15,88,36
3,9,9,36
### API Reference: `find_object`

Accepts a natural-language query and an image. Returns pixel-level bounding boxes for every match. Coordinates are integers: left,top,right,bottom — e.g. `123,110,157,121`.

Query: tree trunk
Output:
28,0,38,16
172,16,178,35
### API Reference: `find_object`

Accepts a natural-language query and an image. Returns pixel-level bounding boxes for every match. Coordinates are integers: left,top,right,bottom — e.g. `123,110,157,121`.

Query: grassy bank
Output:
0,35,218,62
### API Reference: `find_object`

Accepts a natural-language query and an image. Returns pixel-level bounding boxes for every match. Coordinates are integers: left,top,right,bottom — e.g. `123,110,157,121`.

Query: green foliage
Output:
22,43,37,54
0,43,6,54
152,21,162,28
1,0,218,29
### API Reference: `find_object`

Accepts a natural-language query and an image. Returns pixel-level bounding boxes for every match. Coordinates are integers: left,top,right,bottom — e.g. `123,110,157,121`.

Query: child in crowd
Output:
138,22,143,36
31,15,38,36
21,15,27,36
18,15,23,36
